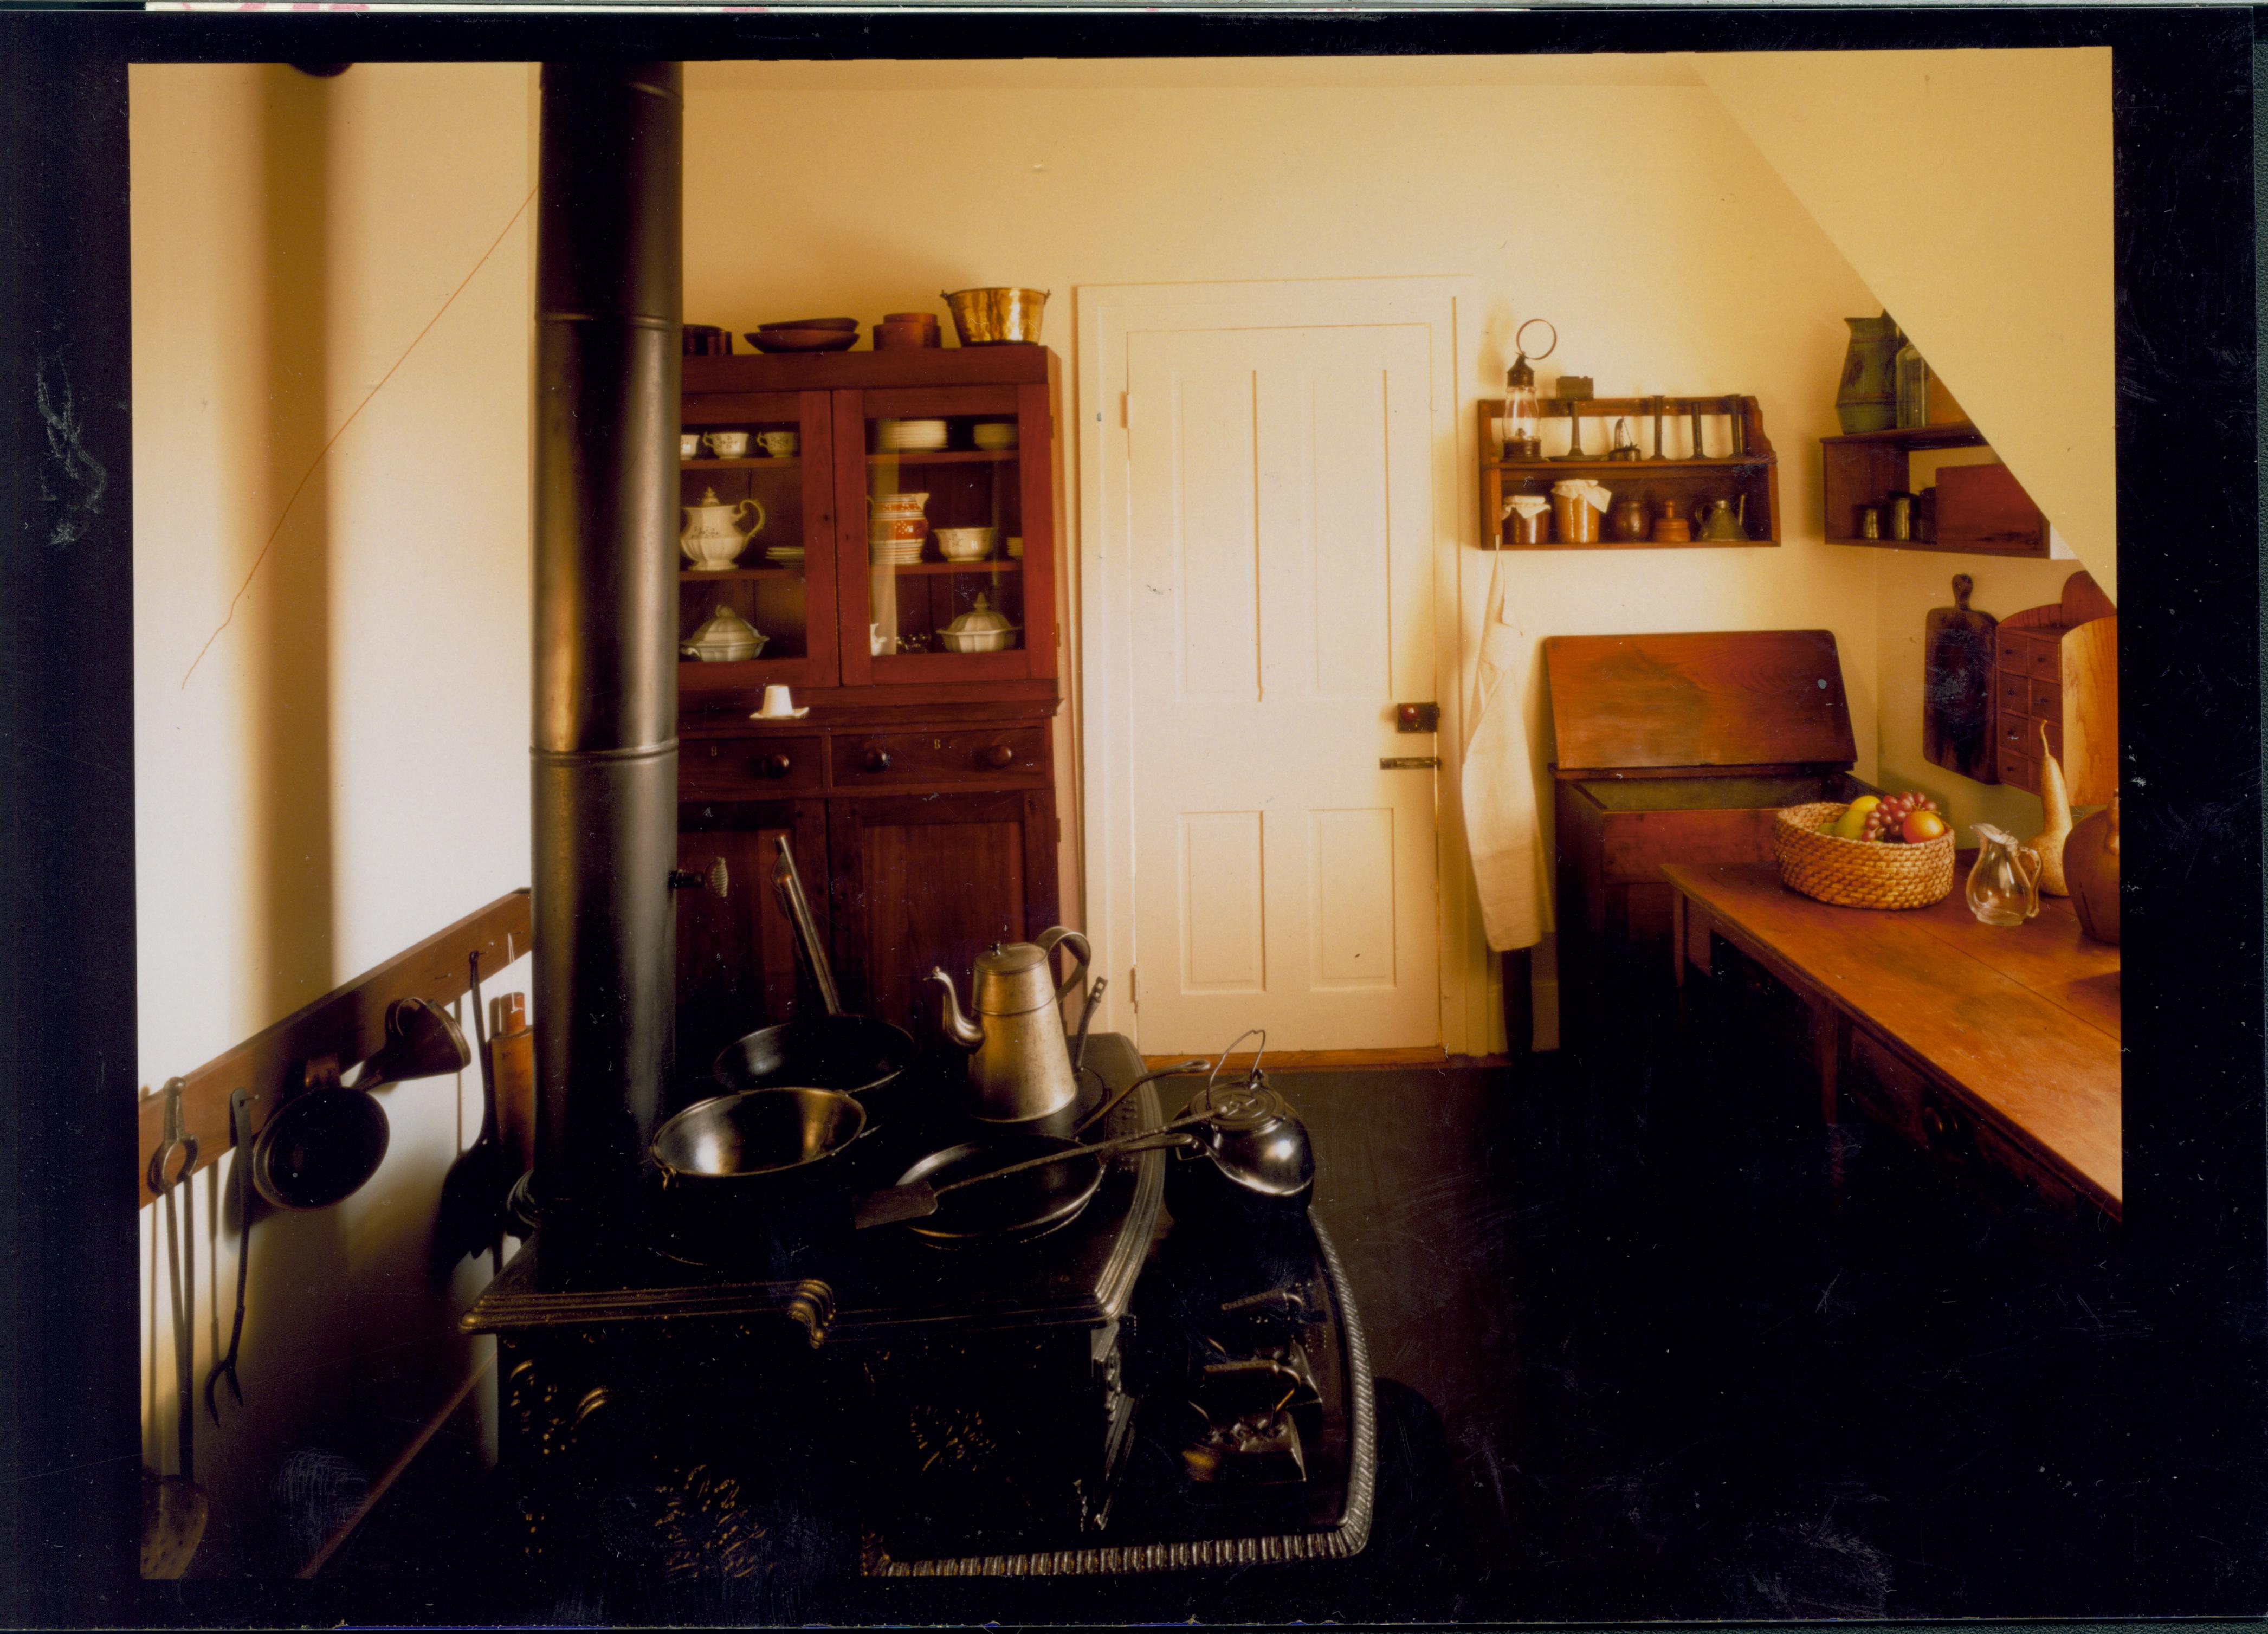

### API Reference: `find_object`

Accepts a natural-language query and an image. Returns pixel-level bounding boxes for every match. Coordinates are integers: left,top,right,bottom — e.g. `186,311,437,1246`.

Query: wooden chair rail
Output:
135,888,531,1207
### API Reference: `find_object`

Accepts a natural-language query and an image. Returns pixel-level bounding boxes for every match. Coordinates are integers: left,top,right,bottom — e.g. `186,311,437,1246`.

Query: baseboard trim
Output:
1142,1045,1468,1074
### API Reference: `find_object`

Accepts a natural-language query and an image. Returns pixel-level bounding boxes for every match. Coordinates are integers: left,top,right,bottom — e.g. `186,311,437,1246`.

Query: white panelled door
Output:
1126,324,1440,1053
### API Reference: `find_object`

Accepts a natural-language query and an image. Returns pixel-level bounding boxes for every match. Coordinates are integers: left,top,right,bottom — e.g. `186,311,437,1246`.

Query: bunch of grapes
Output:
1863,791,1939,843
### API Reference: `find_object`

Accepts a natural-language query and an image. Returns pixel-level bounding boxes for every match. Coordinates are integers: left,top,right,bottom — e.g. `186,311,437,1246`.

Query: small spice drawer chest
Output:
1990,571,2117,802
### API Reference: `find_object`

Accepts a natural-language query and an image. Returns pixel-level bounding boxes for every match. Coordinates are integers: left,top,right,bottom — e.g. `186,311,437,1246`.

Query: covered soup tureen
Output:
938,593,1019,654
681,605,766,663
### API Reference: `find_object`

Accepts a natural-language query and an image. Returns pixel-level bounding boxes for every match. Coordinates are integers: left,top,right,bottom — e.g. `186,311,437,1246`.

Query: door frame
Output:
1075,276,1490,1055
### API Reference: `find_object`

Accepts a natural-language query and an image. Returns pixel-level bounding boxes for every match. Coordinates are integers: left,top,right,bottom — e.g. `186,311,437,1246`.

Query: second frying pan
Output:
710,838,917,1114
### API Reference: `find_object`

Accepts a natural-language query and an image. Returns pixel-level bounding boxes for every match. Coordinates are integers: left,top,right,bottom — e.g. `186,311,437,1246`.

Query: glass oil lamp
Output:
1501,317,1555,461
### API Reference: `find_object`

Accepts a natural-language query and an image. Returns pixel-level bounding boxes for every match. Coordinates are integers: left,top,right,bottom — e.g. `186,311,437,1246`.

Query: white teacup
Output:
680,432,702,460
703,431,751,459
758,431,799,458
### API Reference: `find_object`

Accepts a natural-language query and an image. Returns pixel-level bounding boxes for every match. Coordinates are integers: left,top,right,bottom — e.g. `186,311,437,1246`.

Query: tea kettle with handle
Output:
928,928,1091,1123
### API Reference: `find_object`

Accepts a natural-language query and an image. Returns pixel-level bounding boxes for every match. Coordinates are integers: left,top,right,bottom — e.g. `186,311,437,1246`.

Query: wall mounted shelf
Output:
1820,422,2049,557
1478,395,1780,548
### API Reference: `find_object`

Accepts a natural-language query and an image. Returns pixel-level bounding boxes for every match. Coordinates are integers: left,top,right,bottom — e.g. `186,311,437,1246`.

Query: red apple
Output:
1902,809,1949,844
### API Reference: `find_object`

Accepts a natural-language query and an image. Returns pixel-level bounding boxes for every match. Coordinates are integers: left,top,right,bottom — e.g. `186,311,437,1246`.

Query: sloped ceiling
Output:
1690,49,2115,601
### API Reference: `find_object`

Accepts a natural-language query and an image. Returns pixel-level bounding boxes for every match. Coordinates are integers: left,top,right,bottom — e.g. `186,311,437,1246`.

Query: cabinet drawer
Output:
1996,746,2037,791
681,735,827,795
1995,630,2032,674
1850,1026,2088,1220
1996,670,2032,714
1848,1028,1989,1171
2029,676,2062,720
1843,1026,1929,1147
833,726,1049,790
1972,1116,2084,1221
2026,637,2062,678
2001,714,2060,759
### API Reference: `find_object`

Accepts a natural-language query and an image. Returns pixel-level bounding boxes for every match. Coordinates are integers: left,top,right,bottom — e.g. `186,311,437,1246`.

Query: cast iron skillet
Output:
710,837,917,1116
712,1013,916,1101
886,1132,1104,1245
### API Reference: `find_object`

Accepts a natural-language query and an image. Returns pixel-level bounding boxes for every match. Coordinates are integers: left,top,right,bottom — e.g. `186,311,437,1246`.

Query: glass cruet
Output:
1967,824,2042,926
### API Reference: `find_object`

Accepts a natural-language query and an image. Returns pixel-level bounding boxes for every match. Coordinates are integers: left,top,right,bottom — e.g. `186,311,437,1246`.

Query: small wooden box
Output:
1546,630,1872,1046
1936,461,2046,554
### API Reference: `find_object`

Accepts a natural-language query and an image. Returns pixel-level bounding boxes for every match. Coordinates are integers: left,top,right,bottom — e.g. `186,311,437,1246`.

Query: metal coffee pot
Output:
928,928,1091,1123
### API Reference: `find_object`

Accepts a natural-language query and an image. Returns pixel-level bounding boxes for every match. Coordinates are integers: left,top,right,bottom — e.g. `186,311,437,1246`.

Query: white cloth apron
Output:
1462,553,1551,951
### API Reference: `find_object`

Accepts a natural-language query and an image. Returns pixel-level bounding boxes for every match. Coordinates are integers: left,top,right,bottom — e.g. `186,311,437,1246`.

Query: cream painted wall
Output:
682,61,1885,1049
1692,49,2116,600
132,62,535,1569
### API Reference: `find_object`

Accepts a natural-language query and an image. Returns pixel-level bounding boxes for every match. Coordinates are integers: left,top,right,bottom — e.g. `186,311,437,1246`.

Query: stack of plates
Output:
877,418,948,454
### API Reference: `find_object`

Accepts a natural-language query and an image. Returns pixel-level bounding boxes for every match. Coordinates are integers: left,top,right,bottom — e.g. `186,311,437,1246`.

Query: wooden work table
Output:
1665,861,2121,1222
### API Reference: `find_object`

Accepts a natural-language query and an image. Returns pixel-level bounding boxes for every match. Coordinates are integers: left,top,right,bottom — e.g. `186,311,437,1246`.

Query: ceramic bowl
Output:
972,422,1018,451
934,526,996,561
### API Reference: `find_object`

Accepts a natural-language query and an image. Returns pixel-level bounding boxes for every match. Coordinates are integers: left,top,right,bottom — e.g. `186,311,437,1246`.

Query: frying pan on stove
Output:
710,838,917,1119
888,1132,1106,1244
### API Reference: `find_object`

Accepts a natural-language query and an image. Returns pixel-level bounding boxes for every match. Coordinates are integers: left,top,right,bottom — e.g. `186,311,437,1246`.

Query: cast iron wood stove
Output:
465,1036,1374,1580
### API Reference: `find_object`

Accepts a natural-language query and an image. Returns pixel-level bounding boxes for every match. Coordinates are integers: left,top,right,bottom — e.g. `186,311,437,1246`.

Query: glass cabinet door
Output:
836,382,1056,685
676,389,837,697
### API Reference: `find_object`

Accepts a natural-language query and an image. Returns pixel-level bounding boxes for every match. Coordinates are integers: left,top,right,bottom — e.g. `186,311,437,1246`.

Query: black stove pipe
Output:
530,62,681,1282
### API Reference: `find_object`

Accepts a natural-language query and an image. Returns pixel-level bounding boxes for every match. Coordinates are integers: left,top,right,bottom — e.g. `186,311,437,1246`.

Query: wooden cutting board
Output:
1924,573,1998,783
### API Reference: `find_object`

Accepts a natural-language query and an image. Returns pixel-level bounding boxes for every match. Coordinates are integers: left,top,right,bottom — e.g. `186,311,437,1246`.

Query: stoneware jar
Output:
1836,312,1902,434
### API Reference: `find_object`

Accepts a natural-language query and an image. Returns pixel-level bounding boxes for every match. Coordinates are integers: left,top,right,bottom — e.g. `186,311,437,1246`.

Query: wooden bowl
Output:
746,327,860,353
757,316,857,332
873,322,941,351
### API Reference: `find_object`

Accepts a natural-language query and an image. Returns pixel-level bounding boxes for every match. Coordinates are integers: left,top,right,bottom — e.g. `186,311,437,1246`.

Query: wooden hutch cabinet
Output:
670,346,1064,1065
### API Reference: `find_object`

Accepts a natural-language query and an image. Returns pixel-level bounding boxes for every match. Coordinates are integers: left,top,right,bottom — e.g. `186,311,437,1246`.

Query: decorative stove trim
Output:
862,1211,1376,1577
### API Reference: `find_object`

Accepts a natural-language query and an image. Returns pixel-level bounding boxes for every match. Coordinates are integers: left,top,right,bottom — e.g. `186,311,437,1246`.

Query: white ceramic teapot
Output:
681,488,765,571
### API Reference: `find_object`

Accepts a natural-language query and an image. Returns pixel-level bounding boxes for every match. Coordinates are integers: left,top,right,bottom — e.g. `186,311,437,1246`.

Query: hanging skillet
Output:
710,838,916,1118
250,997,468,1211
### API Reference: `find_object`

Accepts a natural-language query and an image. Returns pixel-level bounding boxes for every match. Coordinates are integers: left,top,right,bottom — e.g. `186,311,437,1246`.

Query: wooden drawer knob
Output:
981,744,1017,770
863,748,891,773
756,753,792,779
1920,1102,1973,1158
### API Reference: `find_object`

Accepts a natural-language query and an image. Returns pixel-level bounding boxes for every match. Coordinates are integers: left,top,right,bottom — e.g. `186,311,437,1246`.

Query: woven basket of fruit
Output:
1773,796,1955,909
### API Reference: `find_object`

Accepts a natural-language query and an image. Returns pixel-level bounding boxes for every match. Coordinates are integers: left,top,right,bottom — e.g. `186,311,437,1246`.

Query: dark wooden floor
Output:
208,994,2165,1625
